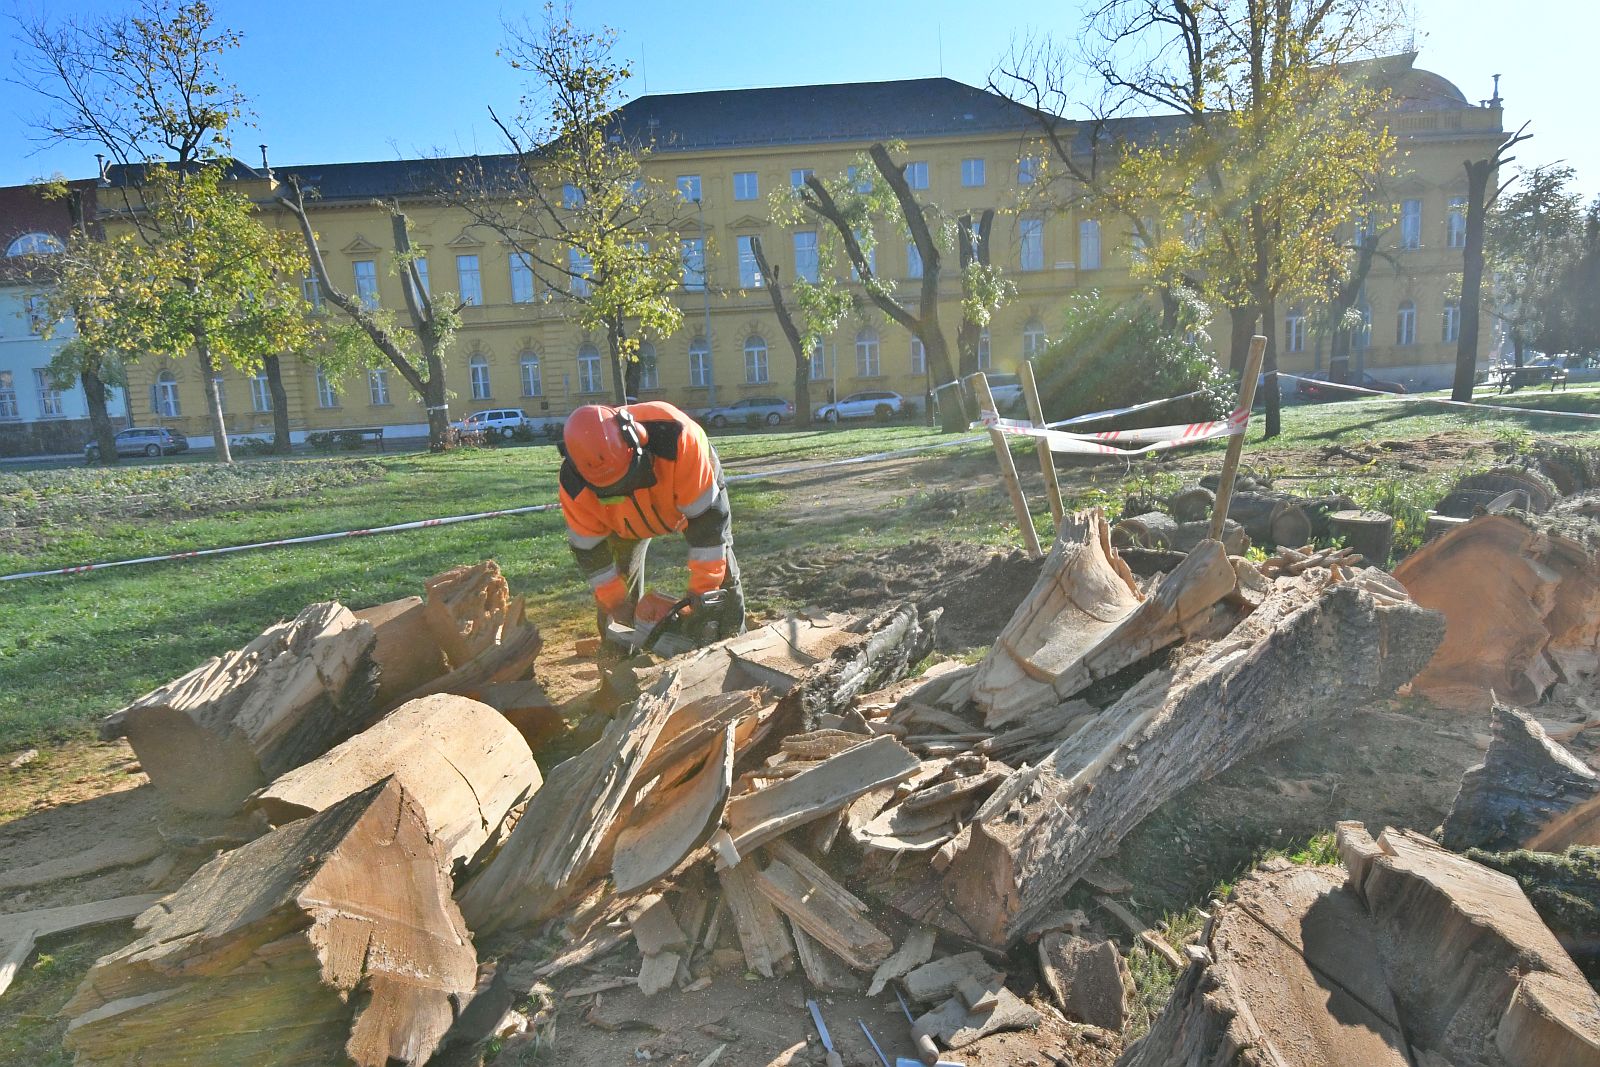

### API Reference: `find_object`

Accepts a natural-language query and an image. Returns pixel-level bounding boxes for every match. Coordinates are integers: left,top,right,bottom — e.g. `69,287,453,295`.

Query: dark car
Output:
86,426,190,460
1295,371,1407,401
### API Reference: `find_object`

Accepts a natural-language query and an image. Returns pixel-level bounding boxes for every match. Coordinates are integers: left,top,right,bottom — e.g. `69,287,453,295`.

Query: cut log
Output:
1167,486,1215,523
61,778,475,1067
107,601,378,815
787,605,938,730
457,669,683,934
751,858,893,970
1227,491,1354,547
356,596,450,712
1441,703,1600,852
717,861,794,978
1435,465,1558,517
476,680,563,752
972,511,1239,726
1327,509,1395,567
931,572,1443,944
612,723,735,893
1110,511,1180,550
423,560,519,667
1037,934,1129,1031
389,621,543,709
251,693,538,872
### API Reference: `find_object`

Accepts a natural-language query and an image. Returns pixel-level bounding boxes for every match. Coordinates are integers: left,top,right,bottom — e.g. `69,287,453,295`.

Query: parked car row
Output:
1293,371,1408,402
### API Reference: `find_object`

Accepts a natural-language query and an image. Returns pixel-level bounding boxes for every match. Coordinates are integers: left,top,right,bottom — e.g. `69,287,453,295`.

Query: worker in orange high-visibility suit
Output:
557,401,745,643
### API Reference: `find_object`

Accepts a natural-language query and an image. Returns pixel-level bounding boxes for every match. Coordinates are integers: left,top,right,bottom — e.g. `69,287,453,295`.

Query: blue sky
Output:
2,0,1595,200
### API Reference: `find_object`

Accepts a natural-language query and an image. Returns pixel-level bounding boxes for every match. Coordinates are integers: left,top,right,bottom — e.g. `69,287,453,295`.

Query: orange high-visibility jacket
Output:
558,401,730,613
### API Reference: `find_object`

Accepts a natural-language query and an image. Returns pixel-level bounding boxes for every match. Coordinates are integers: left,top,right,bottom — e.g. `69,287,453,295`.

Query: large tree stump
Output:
62,777,476,1067
928,572,1442,944
106,602,378,815
1327,509,1394,567
1435,465,1558,517
251,693,540,873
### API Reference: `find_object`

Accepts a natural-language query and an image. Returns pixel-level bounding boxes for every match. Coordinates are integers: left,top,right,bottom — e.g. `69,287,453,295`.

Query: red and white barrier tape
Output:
1277,373,1600,421
973,405,1248,456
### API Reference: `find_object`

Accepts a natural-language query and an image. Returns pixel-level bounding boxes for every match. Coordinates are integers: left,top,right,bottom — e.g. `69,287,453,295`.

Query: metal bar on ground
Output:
1209,335,1268,541
967,370,1043,561
1019,359,1064,532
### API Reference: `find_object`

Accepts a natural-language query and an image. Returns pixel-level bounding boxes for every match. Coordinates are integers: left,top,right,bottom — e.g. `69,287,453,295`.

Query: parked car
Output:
454,408,529,438
815,390,905,422
1295,371,1407,402
699,396,795,428
985,373,1025,414
85,426,189,461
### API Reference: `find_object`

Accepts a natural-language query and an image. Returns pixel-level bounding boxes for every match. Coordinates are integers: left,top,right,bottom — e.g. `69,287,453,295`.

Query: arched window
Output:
1396,300,1417,347
977,328,992,370
520,352,542,397
744,335,769,384
5,232,64,257
1285,308,1307,354
1442,300,1461,344
153,371,180,417
1023,320,1047,361
469,354,491,400
1352,302,1372,351
855,328,880,377
578,343,602,393
910,336,926,376
637,342,659,390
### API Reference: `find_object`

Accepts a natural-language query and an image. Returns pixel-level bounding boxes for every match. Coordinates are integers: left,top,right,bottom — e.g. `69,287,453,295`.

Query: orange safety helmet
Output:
563,404,648,487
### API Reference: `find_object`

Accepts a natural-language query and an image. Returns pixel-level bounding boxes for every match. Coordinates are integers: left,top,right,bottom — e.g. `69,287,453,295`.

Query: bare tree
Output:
1453,124,1532,400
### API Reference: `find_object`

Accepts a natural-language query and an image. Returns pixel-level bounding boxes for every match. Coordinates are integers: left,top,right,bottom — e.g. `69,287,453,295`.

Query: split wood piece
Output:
637,690,765,790
914,984,1040,1051
1347,824,1600,1067
790,922,861,992
968,370,1043,561
1117,859,1411,1067
458,670,684,935
105,601,378,816
629,896,688,957
857,767,1008,854
650,612,861,707
0,895,160,999
612,723,736,894
1441,703,1600,852
724,735,921,857
637,951,681,997
423,560,517,667
867,926,937,997
476,680,564,753
979,701,1096,762
765,840,870,914
355,596,449,712
934,572,1444,945
1037,934,1129,1031
972,511,1238,726
902,952,1006,1004
61,778,474,1067
0,831,165,893
717,860,794,978
1465,845,1600,973
251,693,538,873
787,605,939,730
752,859,892,971
388,620,543,710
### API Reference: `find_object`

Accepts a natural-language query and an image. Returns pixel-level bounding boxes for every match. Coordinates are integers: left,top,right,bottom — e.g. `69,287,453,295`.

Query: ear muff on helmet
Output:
615,409,643,456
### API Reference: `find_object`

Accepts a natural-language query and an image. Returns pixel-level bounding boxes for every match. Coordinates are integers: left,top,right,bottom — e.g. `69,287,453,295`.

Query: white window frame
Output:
855,329,880,377
689,338,712,388
0,370,18,420
469,355,492,400
5,232,65,256
569,248,592,296
744,335,769,384
910,336,926,376
1397,301,1417,346
681,237,706,290
1442,300,1461,343
1019,217,1044,272
809,340,826,381
456,254,482,306
24,294,49,336
1017,155,1042,185
793,231,819,283
1079,219,1101,270
353,259,379,309
1285,310,1307,354
301,272,323,309
637,342,659,390
154,371,180,417
1023,321,1047,361
1447,197,1467,249
733,171,760,201
906,240,923,279
520,352,542,396
977,328,992,370
250,371,272,412
510,251,535,303
412,256,430,298
677,174,702,202
1400,199,1422,250
737,235,763,289
578,344,603,393
961,158,985,187
904,161,929,190
35,368,64,418
1353,303,1372,351
315,367,339,409
368,365,390,406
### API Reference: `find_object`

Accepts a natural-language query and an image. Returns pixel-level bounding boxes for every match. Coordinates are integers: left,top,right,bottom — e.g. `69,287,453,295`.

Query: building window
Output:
689,337,712,387
1400,199,1422,250
1079,219,1101,270
744,335,769,384
353,260,378,309
1023,320,1047,361
301,272,323,309
35,369,64,418
1442,299,1461,343
1353,302,1372,351
809,340,826,380
569,248,592,297
153,371,180,417
977,328,992,370
1018,156,1042,185
961,158,985,187
520,352,542,396
793,231,819,283
369,366,390,406
1019,217,1044,272
847,165,871,194
676,175,702,202
457,254,482,306
315,367,339,408
562,183,584,210
1132,217,1156,257
733,171,759,200
5,232,65,256
791,168,814,190
905,161,929,190
680,238,706,290
850,229,875,280
855,328,880,377
411,256,430,300
906,241,923,279
510,251,535,303
251,371,272,412
910,336,926,376
24,294,49,335
637,342,659,390
0,371,17,419
1285,309,1307,354
1447,197,1467,249
1354,210,1378,244
578,343,603,393
469,355,492,400
737,235,763,289
210,375,227,412
1396,300,1417,346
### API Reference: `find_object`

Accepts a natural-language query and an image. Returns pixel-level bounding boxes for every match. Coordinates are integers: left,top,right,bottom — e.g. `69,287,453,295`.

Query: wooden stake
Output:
1019,360,1064,532
1208,335,1268,541
967,372,1043,561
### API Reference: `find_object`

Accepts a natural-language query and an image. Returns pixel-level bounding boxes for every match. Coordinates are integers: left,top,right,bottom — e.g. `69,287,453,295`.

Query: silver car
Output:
700,396,794,428
85,426,190,460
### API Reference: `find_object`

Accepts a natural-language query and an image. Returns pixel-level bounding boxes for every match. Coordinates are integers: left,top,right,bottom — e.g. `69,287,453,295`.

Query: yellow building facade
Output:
119,63,1505,445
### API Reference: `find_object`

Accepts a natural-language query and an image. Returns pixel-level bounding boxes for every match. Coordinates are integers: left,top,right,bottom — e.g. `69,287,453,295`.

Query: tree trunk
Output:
196,334,233,464
264,355,292,454
1514,333,1527,367
1455,156,1497,400
748,236,813,427
1261,292,1281,438
422,351,450,452
81,367,119,465
608,320,629,405
1228,306,1256,375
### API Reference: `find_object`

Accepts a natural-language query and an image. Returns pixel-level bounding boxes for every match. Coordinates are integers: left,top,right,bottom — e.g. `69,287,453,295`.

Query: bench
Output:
310,426,386,451
1491,366,1567,394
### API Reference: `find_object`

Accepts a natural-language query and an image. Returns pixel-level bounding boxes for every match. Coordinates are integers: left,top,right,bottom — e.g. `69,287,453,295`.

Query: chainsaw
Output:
601,588,728,659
